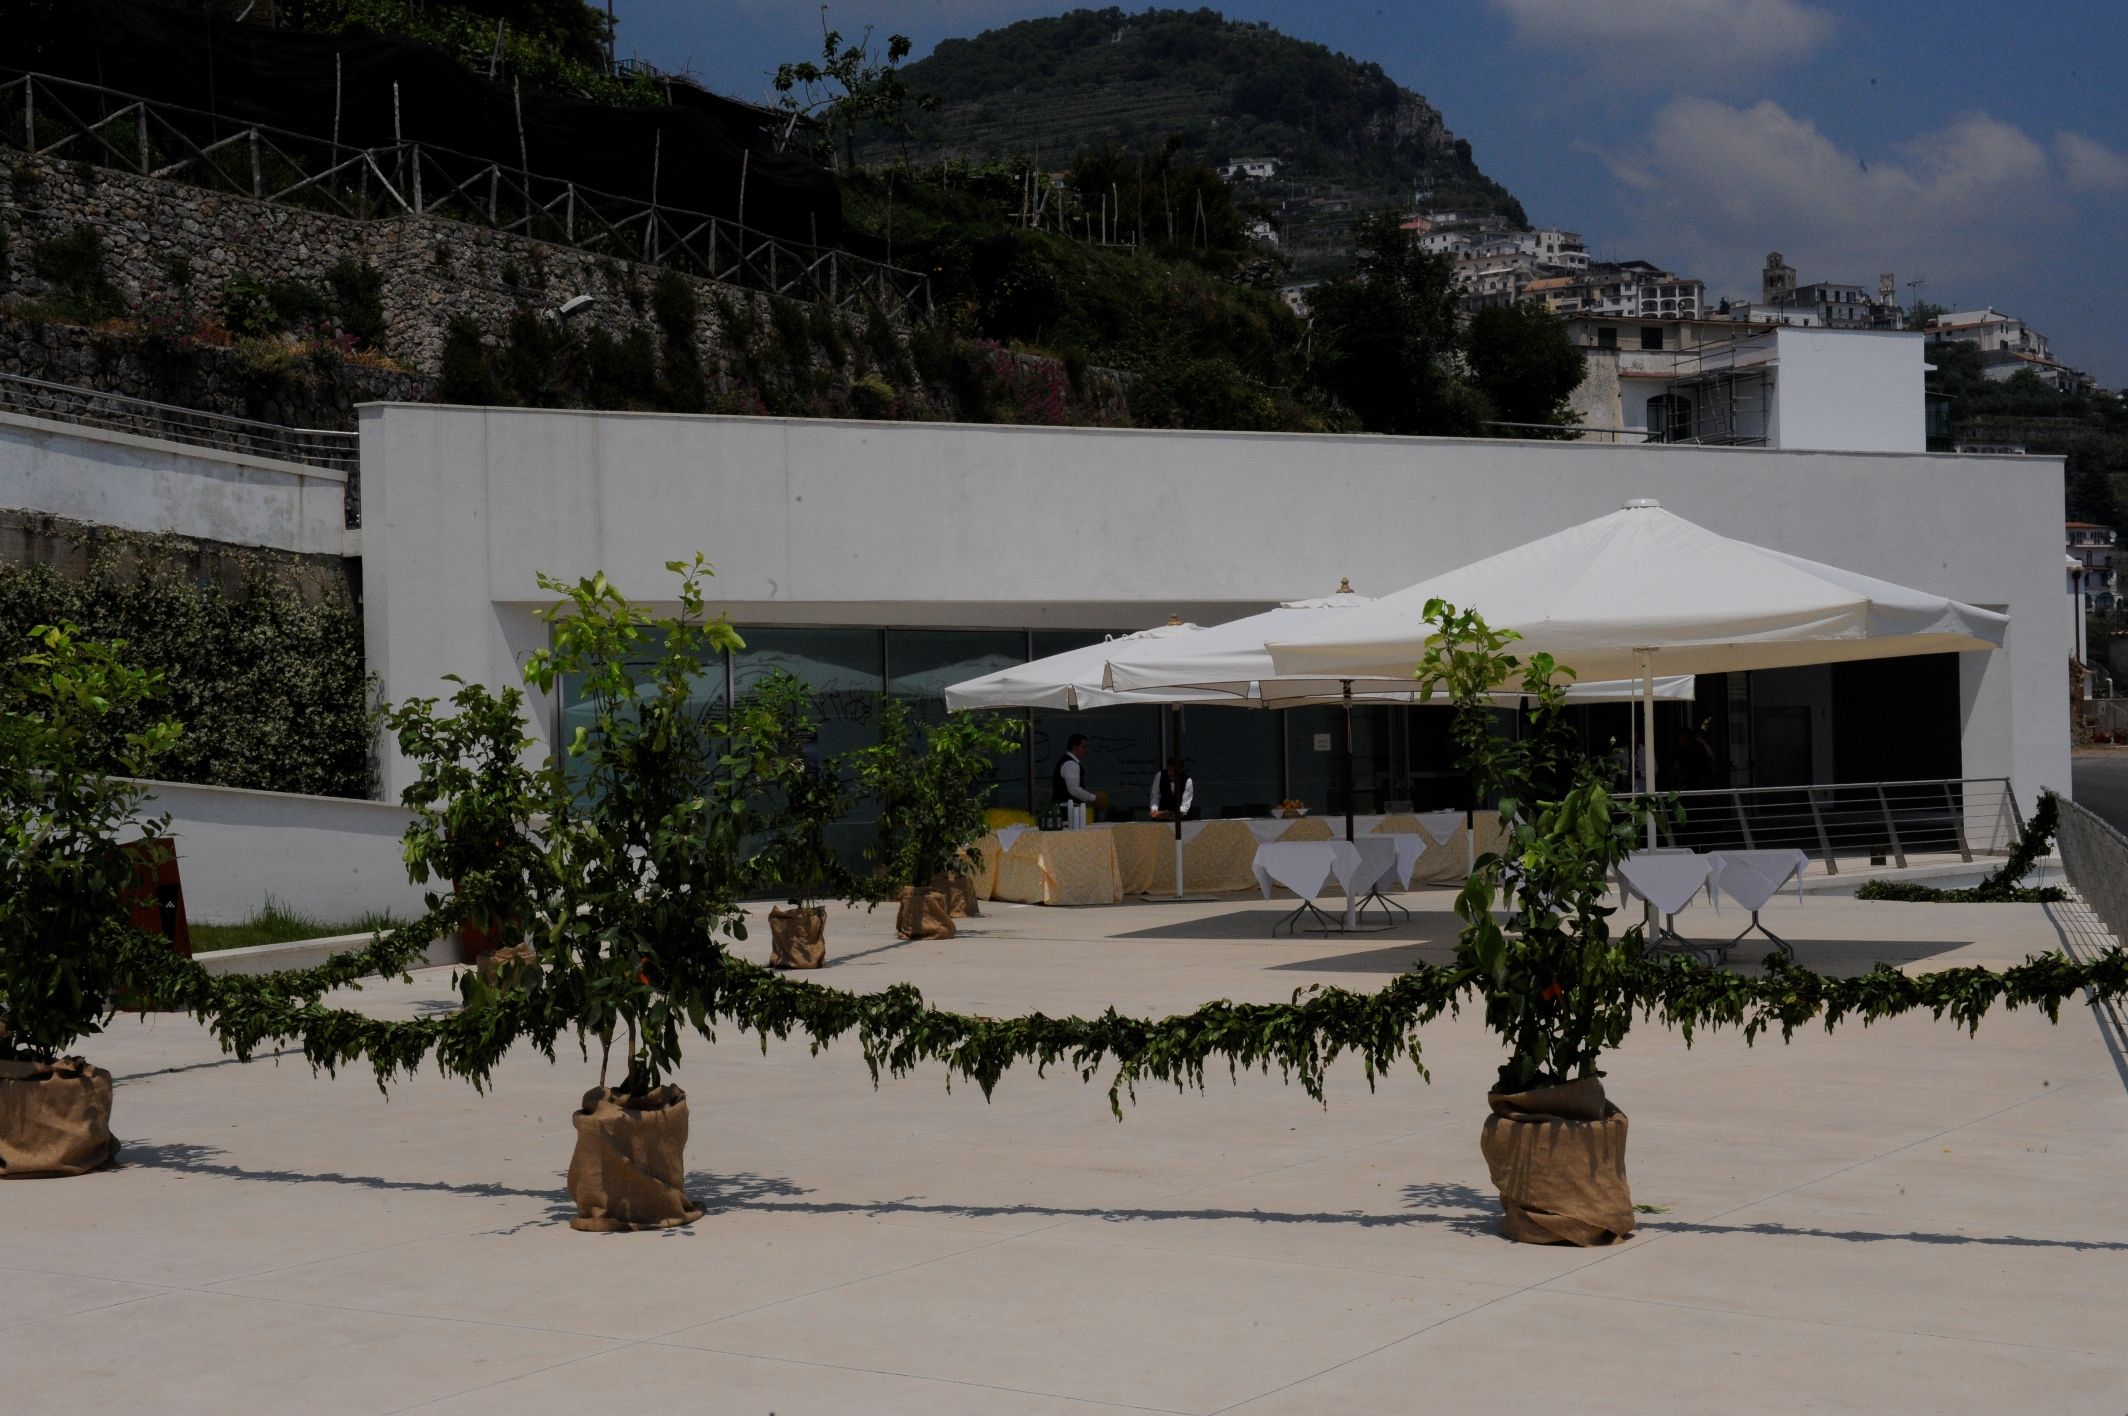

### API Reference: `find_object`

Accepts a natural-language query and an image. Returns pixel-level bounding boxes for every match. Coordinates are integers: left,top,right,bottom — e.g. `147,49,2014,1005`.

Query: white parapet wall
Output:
0,409,350,557
134,778,430,926
357,405,2071,815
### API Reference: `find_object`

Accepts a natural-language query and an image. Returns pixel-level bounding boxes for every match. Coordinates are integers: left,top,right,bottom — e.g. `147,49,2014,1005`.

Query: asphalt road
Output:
2071,751,2128,833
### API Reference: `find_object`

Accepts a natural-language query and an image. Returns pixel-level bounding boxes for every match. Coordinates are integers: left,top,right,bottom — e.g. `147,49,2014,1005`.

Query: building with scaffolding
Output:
1564,321,1924,452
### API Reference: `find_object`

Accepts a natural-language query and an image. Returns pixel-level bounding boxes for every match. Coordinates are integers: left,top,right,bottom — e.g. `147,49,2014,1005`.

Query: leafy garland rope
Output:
128,912,2128,1115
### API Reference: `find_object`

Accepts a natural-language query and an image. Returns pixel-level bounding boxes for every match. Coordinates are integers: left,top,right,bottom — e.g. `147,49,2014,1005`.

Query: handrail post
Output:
1807,787,1837,874
1945,781,1972,863
1874,783,1907,869
24,76,34,154
411,145,423,214
249,128,261,197
1731,789,1755,849
136,102,148,172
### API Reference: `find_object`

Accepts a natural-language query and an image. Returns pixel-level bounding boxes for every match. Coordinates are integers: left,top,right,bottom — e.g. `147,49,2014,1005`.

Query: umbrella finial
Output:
1336,577,1354,594
1166,614,1183,625
1624,497,1662,510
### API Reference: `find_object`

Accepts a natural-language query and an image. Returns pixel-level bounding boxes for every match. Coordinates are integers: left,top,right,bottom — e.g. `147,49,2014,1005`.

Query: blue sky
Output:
617,0,2128,385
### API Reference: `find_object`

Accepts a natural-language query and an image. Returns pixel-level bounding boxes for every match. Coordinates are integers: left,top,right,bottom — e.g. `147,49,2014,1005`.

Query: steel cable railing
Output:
1633,777,2018,874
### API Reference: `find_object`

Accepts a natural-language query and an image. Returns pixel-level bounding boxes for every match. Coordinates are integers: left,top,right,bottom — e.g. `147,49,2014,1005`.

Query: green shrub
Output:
847,372,896,419
218,272,278,338
325,259,388,347
651,271,705,413
0,540,373,798
29,224,121,320
437,314,503,404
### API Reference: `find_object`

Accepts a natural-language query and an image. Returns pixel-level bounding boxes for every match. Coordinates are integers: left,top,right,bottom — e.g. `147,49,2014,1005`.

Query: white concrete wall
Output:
0,411,349,556
136,778,428,925
358,405,2071,812
1767,328,1925,453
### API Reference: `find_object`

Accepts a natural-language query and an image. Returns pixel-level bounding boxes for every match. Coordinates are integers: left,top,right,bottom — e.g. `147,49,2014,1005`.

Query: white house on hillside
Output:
1565,321,1925,453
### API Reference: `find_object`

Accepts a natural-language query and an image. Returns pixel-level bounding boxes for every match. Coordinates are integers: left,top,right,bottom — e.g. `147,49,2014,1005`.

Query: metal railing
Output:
0,371,362,527
2055,793,2128,945
1636,777,2019,874
0,70,931,318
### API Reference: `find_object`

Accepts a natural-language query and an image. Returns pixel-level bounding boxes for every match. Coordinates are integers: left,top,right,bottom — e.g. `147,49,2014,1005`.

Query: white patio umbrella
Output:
942,609,1433,898
1259,498,2010,836
1098,581,1696,841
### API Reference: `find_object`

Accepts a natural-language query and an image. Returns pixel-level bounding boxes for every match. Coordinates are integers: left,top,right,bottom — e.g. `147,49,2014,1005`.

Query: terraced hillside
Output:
881,7,1527,271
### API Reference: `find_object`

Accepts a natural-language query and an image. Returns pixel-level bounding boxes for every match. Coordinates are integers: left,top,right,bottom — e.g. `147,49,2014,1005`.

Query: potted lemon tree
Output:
727,671,868,968
0,625,180,1178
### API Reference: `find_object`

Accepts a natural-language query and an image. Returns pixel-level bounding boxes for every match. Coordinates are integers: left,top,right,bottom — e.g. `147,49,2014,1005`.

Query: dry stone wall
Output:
0,311,430,431
0,153,819,375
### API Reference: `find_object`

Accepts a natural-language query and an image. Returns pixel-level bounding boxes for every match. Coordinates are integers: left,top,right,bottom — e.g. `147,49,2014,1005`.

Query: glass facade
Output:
555,623,1935,852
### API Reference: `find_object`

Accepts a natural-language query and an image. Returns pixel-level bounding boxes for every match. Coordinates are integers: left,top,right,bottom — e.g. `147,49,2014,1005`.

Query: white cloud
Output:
2055,131,2128,193
1601,97,2077,298
1491,0,1834,69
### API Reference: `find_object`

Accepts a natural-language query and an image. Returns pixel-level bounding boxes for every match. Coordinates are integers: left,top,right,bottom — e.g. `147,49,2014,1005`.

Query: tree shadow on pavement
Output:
1396,1180,2128,1251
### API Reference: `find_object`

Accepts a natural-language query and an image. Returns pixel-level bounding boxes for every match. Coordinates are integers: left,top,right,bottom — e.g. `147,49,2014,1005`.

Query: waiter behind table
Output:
1052,733,1098,811
1149,756,1195,820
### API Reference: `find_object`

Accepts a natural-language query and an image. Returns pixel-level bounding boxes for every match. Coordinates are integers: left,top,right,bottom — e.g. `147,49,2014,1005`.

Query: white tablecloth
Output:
1251,840,1365,902
1242,817,1314,843
1349,836,1404,894
1709,849,1809,913
1618,852,1714,917
995,825,1030,854
1412,811,1465,845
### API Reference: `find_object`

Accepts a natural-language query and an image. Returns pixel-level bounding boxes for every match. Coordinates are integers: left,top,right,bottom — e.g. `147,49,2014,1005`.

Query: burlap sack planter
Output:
768,906,827,969
566,1084,705,1233
931,872,981,919
1479,1075,1634,1246
895,887,956,940
474,941,539,986
0,1058,120,1179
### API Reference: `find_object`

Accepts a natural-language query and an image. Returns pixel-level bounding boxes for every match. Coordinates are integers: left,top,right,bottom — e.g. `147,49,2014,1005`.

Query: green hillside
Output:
882,7,1528,270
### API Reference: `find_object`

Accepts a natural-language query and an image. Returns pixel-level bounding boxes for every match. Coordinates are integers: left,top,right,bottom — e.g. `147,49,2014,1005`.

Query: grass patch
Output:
188,899,407,954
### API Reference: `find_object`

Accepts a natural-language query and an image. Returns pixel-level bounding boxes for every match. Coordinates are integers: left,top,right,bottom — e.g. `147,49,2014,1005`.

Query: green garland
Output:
1854,791,2065,903
125,910,2128,1116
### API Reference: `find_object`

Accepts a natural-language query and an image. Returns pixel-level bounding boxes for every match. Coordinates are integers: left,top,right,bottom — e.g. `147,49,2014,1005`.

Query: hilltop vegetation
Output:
885,7,1527,269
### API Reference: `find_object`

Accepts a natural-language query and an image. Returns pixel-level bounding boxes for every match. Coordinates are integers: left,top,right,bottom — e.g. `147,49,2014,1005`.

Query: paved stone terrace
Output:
6,888,2125,1414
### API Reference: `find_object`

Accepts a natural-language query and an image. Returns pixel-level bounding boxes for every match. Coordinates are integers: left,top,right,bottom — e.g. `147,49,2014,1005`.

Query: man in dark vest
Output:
1052,733,1097,809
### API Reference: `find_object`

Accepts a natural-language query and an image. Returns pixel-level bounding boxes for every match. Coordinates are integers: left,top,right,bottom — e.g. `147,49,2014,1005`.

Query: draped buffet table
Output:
970,811,1510,907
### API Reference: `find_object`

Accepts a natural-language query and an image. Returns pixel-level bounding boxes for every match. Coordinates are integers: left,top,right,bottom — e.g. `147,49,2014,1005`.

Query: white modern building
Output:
354,407,2066,827
1565,322,1926,453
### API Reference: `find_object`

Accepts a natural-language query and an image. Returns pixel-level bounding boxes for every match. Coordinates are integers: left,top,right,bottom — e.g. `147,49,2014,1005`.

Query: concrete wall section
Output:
138,779,428,925
359,406,2069,811
1770,328,1926,453
0,411,348,557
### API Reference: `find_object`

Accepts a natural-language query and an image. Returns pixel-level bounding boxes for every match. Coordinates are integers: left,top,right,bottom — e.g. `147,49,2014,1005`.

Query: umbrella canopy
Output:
1261,499,2009,687
1100,582,1695,705
941,619,1227,712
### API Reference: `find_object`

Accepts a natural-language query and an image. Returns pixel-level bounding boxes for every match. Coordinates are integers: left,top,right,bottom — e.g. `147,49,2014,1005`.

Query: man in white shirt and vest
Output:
1052,733,1097,809
1149,756,1195,820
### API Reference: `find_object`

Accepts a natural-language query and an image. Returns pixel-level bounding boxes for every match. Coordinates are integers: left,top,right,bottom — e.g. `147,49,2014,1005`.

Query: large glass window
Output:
556,629,726,793
888,628,1032,812
1174,706,1281,818
733,627,884,865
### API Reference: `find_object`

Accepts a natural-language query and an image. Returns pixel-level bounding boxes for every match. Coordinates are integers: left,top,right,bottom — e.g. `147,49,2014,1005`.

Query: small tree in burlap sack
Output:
1417,600,1664,1245
0,625,180,1177
724,670,871,968
849,698,1024,938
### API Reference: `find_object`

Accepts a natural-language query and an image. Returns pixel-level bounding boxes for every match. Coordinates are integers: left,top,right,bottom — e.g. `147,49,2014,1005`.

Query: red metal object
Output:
122,837,191,959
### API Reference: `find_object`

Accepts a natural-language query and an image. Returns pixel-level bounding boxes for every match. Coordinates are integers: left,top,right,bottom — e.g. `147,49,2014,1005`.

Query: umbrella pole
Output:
1342,680,1356,844
1641,654,1658,848
1172,704,1187,899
